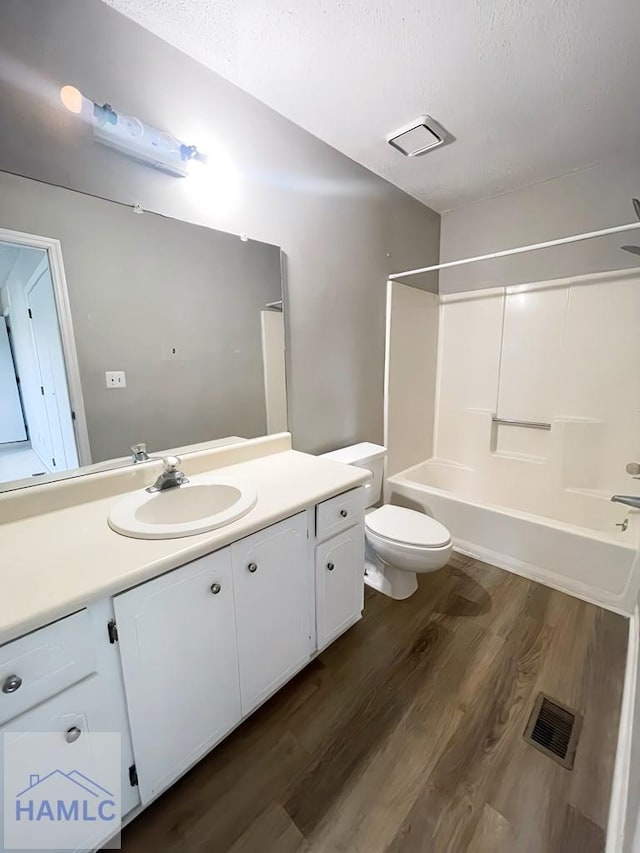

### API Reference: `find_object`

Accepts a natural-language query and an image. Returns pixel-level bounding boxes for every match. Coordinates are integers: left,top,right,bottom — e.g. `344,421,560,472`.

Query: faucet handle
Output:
626,462,640,479
162,455,181,472
131,442,150,462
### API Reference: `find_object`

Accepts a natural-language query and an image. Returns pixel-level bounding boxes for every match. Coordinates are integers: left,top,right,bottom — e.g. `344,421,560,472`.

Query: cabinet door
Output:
0,674,133,853
232,513,310,715
113,549,241,804
316,523,365,651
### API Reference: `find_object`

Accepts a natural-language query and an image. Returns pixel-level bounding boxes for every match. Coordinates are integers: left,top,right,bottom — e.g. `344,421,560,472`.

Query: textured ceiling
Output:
102,0,640,212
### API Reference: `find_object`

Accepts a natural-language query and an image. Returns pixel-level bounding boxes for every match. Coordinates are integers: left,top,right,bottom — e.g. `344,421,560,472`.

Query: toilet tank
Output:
320,443,386,508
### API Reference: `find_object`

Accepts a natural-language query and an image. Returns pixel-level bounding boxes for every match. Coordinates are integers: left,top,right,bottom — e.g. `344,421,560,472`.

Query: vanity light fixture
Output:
60,84,206,177
387,115,453,157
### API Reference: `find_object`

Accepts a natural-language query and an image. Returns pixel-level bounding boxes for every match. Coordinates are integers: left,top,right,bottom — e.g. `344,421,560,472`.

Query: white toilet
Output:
321,443,453,600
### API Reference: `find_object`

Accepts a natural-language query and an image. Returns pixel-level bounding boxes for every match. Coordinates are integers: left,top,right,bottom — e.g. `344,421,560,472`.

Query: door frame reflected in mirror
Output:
0,227,91,480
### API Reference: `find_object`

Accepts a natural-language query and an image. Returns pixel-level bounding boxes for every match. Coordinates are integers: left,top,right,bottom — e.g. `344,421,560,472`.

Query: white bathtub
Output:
387,459,640,613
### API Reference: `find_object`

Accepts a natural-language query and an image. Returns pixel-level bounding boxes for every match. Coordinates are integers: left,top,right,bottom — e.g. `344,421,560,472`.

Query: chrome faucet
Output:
611,495,640,510
146,456,189,493
131,442,150,463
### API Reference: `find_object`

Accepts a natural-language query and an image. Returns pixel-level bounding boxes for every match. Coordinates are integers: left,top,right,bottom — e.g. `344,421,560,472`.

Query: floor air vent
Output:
523,693,582,769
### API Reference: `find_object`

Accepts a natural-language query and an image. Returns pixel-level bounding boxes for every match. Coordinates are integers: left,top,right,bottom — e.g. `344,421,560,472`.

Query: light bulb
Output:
186,138,242,214
60,85,83,114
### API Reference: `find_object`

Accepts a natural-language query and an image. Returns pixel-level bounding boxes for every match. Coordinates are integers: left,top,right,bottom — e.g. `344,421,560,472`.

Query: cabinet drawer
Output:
316,487,366,542
0,610,96,726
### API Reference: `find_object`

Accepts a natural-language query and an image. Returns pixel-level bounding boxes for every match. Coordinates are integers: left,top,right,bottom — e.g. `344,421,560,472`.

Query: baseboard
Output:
452,539,631,616
606,606,638,853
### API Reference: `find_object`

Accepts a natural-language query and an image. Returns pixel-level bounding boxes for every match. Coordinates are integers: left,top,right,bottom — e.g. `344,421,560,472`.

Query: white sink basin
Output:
108,474,257,539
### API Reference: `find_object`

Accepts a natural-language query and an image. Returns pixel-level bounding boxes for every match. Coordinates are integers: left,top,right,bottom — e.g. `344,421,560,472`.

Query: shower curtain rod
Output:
388,220,640,280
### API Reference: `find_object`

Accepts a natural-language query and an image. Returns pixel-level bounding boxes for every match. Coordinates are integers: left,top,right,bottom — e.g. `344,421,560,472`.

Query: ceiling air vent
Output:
387,115,452,157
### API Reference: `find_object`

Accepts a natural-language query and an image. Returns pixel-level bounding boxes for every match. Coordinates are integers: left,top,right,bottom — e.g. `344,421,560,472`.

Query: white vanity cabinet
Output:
0,483,366,844
113,548,241,804
232,512,310,715
113,512,312,802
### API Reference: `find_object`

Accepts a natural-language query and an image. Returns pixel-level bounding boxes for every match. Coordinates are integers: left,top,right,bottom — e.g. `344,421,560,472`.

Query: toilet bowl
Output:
364,504,452,599
320,443,452,600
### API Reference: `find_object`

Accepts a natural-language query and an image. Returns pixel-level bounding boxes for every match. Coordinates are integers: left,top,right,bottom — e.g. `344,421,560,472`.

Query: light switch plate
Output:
105,370,127,389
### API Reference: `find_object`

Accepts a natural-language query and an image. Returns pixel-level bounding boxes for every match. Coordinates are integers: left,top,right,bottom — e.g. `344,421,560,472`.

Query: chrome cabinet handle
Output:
65,726,81,744
248,562,258,573
210,583,221,595
327,562,335,571
340,509,348,518
2,674,22,694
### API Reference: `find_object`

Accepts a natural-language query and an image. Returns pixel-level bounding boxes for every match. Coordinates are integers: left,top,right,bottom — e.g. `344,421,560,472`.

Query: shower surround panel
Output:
388,268,640,612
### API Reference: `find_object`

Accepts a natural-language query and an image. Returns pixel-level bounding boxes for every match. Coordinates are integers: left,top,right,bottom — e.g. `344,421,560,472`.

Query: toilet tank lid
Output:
320,442,387,465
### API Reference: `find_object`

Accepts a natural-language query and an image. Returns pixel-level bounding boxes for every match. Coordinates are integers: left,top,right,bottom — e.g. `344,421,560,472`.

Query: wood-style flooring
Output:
118,554,628,853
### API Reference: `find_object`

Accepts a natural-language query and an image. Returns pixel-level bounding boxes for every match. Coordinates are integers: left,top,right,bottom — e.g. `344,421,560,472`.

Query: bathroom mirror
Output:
0,170,287,492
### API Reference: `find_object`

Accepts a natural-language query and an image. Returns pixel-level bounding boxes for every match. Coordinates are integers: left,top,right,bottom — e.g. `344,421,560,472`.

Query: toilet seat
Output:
365,505,451,548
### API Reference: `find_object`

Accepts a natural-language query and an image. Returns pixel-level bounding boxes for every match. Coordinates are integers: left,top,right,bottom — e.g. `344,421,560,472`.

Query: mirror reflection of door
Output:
0,315,27,442
0,241,79,484
25,260,78,471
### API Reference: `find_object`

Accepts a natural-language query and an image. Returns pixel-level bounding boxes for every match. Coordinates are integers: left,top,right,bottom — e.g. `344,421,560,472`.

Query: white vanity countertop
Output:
0,439,370,645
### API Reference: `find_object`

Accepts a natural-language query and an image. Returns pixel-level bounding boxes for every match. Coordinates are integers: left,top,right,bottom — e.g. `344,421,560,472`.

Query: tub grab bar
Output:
492,418,551,431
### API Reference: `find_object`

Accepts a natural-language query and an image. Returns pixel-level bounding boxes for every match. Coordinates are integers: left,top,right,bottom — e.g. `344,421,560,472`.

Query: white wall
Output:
384,282,439,477
0,0,440,455
440,159,640,294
